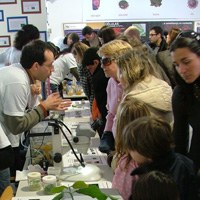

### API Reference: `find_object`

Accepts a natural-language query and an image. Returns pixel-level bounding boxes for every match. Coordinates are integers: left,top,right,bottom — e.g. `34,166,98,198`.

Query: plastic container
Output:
75,81,83,95
27,172,42,191
66,81,74,96
42,175,57,195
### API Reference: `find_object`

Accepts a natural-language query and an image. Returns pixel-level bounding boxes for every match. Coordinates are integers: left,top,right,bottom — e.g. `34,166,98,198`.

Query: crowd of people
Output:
0,23,200,200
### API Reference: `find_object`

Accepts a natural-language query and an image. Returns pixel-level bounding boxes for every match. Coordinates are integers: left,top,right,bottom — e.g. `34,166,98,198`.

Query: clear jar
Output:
27,172,42,191
75,81,83,95
42,175,57,195
66,81,74,96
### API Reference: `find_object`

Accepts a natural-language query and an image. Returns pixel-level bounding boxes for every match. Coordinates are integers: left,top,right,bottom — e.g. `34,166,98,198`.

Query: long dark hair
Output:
170,36,200,86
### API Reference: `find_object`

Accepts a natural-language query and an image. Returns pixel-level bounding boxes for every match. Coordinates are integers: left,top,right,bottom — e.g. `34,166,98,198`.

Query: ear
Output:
32,62,39,71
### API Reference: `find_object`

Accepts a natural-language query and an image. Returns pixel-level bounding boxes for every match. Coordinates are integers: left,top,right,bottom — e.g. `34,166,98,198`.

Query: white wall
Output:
0,1,47,53
46,0,83,41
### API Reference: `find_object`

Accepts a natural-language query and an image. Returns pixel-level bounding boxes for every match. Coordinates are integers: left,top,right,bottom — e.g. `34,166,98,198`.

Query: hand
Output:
31,83,41,95
41,92,72,111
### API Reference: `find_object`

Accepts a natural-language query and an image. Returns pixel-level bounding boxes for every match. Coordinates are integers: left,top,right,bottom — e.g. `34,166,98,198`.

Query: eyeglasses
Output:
101,57,115,66
149,33,158,37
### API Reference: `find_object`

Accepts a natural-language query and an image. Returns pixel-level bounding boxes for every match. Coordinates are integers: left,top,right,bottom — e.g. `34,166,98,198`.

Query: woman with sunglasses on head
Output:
98,39,133,153
170,31,200,175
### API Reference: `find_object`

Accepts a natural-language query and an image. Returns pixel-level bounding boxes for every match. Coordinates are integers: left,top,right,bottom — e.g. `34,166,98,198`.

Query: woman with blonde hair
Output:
98,39,132,153
112,95,151,200
117,48,173,123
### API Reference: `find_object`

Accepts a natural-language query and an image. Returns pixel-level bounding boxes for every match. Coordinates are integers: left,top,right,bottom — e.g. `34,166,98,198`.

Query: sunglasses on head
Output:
101,57,114,66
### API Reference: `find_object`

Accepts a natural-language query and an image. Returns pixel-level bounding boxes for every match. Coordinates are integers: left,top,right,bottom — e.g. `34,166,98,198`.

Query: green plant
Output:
50,181,119,200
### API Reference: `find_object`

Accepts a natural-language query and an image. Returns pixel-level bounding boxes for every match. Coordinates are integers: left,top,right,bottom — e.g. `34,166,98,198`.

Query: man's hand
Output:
41,92,72,111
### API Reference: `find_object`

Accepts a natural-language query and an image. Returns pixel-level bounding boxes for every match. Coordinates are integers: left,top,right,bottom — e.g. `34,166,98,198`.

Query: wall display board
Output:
83,0,200,22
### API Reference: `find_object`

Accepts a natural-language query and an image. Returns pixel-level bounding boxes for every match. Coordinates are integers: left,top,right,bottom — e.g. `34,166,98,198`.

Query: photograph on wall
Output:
21,0,41,14
0,10,4,21
0,36,11,47
39,31,47,42
0,0,16,4
7,16,28,32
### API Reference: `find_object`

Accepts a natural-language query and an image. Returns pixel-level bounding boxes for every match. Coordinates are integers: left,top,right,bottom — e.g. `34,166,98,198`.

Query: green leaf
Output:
76,185,108,200
52,192,64,200
51,185,67,193
72,181,89,189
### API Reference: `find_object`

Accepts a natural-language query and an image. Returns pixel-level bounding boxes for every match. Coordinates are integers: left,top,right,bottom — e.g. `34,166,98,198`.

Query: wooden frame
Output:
0,0,16,4
0,10,4,21
21,0,41,14
0,36,11,48
7,16,28,32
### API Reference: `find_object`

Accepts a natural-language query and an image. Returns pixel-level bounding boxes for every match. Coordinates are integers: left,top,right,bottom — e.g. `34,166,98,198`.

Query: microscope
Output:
30,111,102,182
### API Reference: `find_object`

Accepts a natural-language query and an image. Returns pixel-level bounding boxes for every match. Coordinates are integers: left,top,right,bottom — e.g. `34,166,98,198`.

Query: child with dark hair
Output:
132,170,180,200
123,116,198,200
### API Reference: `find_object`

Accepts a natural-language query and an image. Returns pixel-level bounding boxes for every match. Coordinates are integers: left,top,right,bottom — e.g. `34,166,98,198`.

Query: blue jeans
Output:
0,168,10,196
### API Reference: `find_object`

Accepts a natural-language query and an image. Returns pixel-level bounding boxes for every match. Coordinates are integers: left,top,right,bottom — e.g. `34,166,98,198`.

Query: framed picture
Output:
7,16,28,32
39,31,47,42
0,0,16,4
0,36,11,48
0,10,4,21
21,0,41,14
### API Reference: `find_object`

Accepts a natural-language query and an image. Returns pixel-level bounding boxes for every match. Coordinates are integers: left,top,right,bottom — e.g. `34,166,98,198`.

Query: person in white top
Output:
50,33,80,96
0,24,40,66
0,24,40,180
0,40,71,196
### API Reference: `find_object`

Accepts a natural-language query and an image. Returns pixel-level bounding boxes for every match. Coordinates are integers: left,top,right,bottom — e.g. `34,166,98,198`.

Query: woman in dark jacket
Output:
170,32,200,171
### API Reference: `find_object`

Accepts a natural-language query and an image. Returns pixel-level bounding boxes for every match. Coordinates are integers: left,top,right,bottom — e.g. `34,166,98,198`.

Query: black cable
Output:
42,118,85,167
57,124,85,167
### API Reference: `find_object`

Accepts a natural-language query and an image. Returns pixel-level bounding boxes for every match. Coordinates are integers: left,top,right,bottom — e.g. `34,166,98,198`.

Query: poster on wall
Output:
21,0,41,14
63,23,86,40
7,16,28,32
0,36,11,47
194,21,200,32
83,0,200,22
105,22,147,36
162,21,194,31
0,10,4,21
0,0,16,4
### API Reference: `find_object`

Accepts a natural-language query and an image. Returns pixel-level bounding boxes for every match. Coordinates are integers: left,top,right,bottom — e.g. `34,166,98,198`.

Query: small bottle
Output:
42,175,57,195
27,172,42,191
75,81,83,95
66,81,74,96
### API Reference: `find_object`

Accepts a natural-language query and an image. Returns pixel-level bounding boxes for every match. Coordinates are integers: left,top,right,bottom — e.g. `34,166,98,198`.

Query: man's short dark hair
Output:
82,47,100,66
20,40,53,69
82,26,93,36
150,26,163,35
